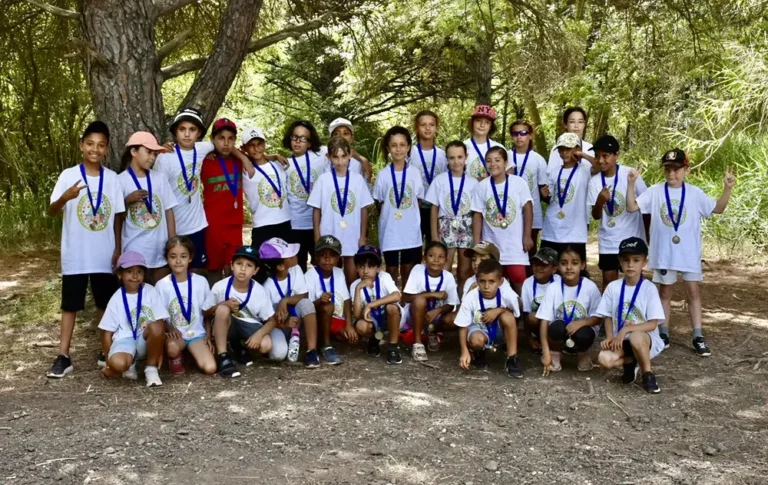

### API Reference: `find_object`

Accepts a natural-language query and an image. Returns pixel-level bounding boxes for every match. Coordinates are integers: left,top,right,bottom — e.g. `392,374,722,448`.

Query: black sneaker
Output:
216,353,241,378
660,333,670,349
471,350,488,369
231,341,253,366
622,362,639,384
367,338,381,357
386,345,403,365
642,372,661,393
504,355,523,379
47,354,73,378
692,337,712,357
304,349,320,368
97,352,106,369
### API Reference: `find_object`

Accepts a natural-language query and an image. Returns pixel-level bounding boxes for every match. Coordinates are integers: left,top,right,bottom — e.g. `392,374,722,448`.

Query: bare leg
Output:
152,267,171,284
317,301,333,347
187,339,217,374
144,321,166,367
59,311,77,355
166,338,186,358
629,331,652,373
103,353,133,376
684,280,702,332
303,312,319,352
658,283,674,335
457,250,473,296
500,312,518,356
213,305,232,354
385,265,399,286
602,270,619,292
400,263,415,288
444,248,455,271
409,295,427,343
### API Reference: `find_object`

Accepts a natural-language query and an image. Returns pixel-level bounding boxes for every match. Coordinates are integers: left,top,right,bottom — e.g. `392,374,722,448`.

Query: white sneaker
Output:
411,343,428,362
287,335,300,362
427,332,440,352
123,363,138,380
144,366,163,387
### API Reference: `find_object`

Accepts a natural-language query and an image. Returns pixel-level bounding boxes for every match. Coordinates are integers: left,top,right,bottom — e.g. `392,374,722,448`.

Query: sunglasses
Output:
290,135,310,143
511,130,530,137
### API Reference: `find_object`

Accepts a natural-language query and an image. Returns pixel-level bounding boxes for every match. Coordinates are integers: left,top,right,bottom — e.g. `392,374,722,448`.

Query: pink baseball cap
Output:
116,251,147,270
470,105,497,121
125,131,165,151
259,238,300,259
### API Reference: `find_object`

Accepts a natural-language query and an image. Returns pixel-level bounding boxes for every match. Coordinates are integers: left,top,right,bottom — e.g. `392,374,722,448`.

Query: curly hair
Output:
282,120,323,153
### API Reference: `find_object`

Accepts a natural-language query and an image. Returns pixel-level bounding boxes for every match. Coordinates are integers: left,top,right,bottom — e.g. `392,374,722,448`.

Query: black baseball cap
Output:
618,237,648,256
169,108,207,138
661,148,688,167
354,245,382,266
532,247,559,266
593,134,620,154
315,235,342,255
232,245,260,264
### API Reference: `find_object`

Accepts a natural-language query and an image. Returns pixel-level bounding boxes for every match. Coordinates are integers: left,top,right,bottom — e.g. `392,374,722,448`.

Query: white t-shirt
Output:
588,166,648,254
424,172,478,218
535,278,602,333
153,141,214,235
454,286,521,328
541,163,592,243
350,271,401,311
262,265,309,308
470,175,533,265
307,170,374,257
508,149,548,229
464,138,505,180
243,161,290,228
51,165,126,275
155,273,211,339
521,274,562,313
373,164,425,252
403,264,460,310
285,151,329,230
462,275,513,298
118,169,179,268
547,139,594,172
203,278,275,324
409,145,448,197
636,182,716,273
98,283,170,342
305,267,350,318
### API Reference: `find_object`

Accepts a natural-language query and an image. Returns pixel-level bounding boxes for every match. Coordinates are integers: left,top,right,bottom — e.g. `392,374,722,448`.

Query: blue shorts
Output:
185,228,208,269
468,323,504,349
109,336,147,360
185,335,206,346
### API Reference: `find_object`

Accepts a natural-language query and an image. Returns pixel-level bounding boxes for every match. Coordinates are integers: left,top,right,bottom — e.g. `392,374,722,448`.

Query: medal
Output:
608,219,616,228
513,148,531,178
340,220,347,229
561,277,583,326
318,270,335,306
449,172,466,218
501,222,508,229
471,137,491,177
147,219,158,228
279,199,283,208
171,273,194,328
617,277,643,332
121,284,144,340
292,152,312,194
451,218,461,229
186,330,195,338
363,276,383,330
128,166,154,214
374,331,384,340
565,338,575,349
255,161,283,206
332,167,350,218
217,155,240,208
556,165,578,216
390,162,407,217
601,165,619,219
395,211,402,220
672,235,681,244
478,289,502,346
225,276,254,311
557,211,566,219
80,163,104,217
417,143,437,185
664,182,686,245
424,267,444,311
175,144,197,198
491,174,509,227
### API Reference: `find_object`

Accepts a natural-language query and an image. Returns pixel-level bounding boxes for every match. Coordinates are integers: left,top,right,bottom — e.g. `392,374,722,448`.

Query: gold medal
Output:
186,330,195,338
147,219,158,228
672,235,681,244
608,219,616,228
557,211,566,220
566,338,575,348
89,222,98,231
340,220,347,229
374,331,384,341
451,219,461,229
279,199,284,209
395,211,403,220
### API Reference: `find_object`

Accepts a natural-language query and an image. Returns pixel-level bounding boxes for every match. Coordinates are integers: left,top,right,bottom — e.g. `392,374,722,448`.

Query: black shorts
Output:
289,228,315,272
540,241,587,262
383,246,423,267
184,228,208,269
622,337,652,360
598,253,621,272
61,273,118,312
420,206,432,241
252,221,292,255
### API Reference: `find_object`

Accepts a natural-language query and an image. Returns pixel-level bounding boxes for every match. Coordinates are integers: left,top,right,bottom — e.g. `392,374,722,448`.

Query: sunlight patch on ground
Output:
0,280,18,291
228,404,246,414
215,390,239,399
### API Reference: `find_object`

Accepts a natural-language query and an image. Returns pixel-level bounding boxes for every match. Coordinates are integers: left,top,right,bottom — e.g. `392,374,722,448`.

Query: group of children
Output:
45,104,736,394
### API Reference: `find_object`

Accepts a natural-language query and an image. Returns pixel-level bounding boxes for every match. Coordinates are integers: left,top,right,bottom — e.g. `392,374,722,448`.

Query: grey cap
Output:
532,247,559,266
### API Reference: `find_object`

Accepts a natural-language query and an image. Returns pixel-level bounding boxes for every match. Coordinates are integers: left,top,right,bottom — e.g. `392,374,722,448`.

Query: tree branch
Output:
356,91,440,119
24,0,80,19
156,29,193,62
154,0,201,17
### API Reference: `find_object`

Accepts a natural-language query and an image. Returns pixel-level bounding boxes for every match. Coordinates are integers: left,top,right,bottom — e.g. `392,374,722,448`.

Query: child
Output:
349,245,404,359
537,244,602,374
47,121,125,378
464,105,505,180
155,236,216,375
373,125,425,286
462,241,512,296
118,132,177,283
520,247,561,352
240,127,291,252
587,135,648,289
402,242,460,361
470,146,534,295
596,237,665,393
154,108,214,270
99,252,169,387
410,110,448,242
547,107,596,172
304,236,351,365
308,136,374,285
424,140,478,292
455,259,523,378
328,117,371,181
507,120,548,260
626,150,735,356
259,238,320,368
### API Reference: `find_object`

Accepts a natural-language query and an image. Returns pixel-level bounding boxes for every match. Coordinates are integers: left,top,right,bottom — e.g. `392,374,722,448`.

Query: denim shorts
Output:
109,336,147,360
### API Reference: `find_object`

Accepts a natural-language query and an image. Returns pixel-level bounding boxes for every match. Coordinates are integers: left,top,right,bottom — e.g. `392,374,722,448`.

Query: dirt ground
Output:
1,244,767,485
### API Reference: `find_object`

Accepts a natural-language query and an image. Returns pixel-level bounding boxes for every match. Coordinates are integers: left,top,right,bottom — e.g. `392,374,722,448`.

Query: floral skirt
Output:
438,214,473,249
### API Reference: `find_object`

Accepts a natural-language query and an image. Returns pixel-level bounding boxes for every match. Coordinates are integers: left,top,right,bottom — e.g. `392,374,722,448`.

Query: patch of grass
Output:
0,276,64,327
0,190,61,254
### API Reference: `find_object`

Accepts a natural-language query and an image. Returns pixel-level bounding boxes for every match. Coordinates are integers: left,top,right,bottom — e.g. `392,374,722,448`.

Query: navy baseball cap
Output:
232,245,259,264
354,245,382,266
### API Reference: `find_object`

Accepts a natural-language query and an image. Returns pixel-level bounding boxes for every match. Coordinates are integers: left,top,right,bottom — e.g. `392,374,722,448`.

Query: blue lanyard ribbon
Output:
561,277,583,324
664,182,686,232
319,270,335,303
273,273,297,317
175,144,197,194
127,166,153,214
491,175,509,218
513,149,531,177
471,138,491,175
448,173,466,217
417,144,437,185
617,277,643,332
601,165,619,216
533,275,555,299
79,164,104,216
424,267,444,311
332,167,350,216
171,273,193,325
255,162,282,199
292,152,311,193
217,156,239,199
121,284,144,340
362,275,383,323
225,277,253,311
390,163,407,209
556,166,579,210
478,289,502,342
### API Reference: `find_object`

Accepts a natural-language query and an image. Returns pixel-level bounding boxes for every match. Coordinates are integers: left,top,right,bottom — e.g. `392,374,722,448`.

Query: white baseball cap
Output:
259,237,300,259
328,118,354,136
242,127,266,146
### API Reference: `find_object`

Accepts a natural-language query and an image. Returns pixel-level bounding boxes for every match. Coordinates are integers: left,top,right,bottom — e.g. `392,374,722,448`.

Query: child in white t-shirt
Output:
425,140,478,292
464,105,505,181
118,132,177,282
626,149,735,357
462,241,512,296
537,244,602,375
596,237,665,393
520,247,561,353
588,135,649,290
410,110,448,242
328,118,372,182
156,236,216,375
547,107,596,172
99,252,169,387
308,136,374,285
455,259,523,377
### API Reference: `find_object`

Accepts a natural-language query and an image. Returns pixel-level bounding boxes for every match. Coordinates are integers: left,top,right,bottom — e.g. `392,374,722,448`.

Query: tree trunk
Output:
474,36,493,105
524,91,547,154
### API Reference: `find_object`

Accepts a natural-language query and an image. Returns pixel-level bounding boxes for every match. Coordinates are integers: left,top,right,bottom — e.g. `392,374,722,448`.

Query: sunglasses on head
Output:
511,130,530,137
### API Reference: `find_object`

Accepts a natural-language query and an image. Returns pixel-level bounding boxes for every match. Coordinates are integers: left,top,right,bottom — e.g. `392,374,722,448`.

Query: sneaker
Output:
471,350,488,369
411,343,428,362
642,371,661,393
46,354,73,378
304,349,321,368
97,352,107,369
231,341,253,366
144,366,162,387
123,363,138,380
427,331,441,352
692,337,712,357
216,353,241,378
660,333,670,349
321,346,342,365
622,362,639,384
386,345,403,365
505,355,523,379
366,337,381,357
168,355,185,375
287,335,300,363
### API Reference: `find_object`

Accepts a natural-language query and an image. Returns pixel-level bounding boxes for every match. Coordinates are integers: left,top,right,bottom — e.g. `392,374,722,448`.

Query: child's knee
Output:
107,354,132,373
684,281,701,300
215,304,232,320
411,295,427,310
598,350,619,369
500,312,516,329
355,319,373,336
468,332,487,349
629,331,649,349
386,303,400,318
200,359,217,375
317,301,333,316
145,321,165,339
166,339,184,357
259,335,273,354
659,284,674,299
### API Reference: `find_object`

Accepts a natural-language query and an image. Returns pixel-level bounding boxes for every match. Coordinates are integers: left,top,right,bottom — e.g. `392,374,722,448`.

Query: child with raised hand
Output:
47,121,126,379
308,136,374,285
401,241,460,362
596,237,665,393
626,149,735,356
304,236,351,365
455,259,523,378
240,127,291,252
410,110,448,242
203,246,279,378
537,244,602,374
328,118,371,181
588,135,649,290
259,238,320,368
462,241,512,296
424,140,478,292
373,126,425,286
156,236,216,375
464,105,505,181
349,245,404,359
547,106,596,172
99,252,169,387
520,247,561,353
118,132,177,283
470,146,534,295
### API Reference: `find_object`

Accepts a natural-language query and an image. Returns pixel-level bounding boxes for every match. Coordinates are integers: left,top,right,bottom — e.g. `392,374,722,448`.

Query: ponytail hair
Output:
120,146,139,172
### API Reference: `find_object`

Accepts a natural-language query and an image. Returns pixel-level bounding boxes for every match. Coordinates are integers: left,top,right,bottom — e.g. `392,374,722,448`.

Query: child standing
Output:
547,107,596,172
410,110,448,242
424,140,478,293
308,136,374,285
596,237,665,393
47,121,125,378
118,132,178,283
520,247,561,352
464,105,505,181
373,126,425,286
328,117,372,181
626,150,735,356
588,135,648,289
99,252,169,387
